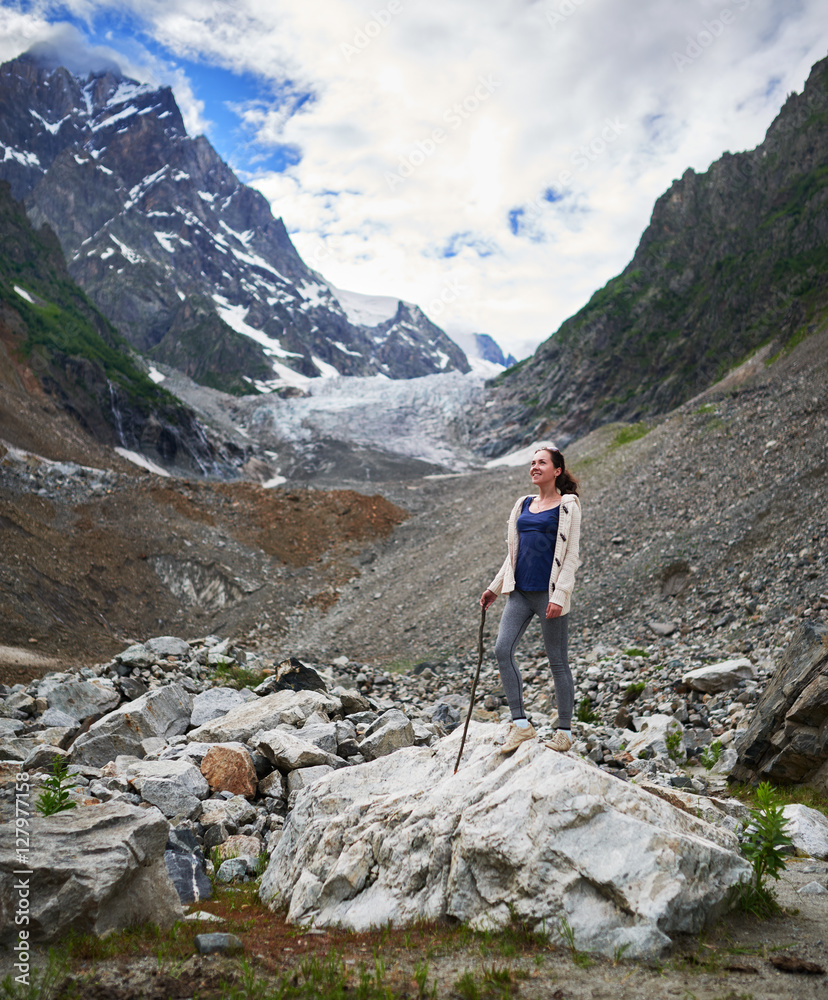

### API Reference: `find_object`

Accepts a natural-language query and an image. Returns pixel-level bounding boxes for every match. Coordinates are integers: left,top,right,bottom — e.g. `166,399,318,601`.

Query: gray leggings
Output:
494,590,574,727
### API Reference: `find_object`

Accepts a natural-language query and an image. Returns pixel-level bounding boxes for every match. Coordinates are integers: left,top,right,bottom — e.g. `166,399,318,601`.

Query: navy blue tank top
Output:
514,496,560,591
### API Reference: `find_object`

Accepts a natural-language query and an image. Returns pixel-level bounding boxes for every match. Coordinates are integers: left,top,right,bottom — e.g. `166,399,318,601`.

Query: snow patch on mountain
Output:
329,285,400,327
247,371,487,469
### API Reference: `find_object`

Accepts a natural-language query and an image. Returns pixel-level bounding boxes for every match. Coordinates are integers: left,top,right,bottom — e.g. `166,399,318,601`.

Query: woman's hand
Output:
545,602,563,619
480,589,497,610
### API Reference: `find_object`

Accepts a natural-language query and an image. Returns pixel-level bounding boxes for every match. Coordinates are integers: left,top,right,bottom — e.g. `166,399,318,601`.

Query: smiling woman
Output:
480,444,581,754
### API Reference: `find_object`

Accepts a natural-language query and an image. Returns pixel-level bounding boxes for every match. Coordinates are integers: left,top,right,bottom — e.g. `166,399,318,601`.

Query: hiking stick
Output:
454,605,486,773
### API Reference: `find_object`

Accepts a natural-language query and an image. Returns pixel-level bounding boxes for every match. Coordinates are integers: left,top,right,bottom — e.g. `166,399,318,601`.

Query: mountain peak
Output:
0,52,469,393
18,42,124,79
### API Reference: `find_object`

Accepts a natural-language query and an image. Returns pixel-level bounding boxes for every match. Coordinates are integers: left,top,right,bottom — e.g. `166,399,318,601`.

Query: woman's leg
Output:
494,591,535,720
539,612,573,729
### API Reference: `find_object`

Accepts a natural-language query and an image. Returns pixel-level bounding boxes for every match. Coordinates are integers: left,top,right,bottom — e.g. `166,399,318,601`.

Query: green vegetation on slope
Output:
0,181,194,429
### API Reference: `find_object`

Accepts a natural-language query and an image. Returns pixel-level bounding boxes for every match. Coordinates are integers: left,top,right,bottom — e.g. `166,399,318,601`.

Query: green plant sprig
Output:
36,756,80,817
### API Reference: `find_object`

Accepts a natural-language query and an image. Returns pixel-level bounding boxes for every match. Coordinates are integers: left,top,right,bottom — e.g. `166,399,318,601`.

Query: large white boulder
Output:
260,723,750,959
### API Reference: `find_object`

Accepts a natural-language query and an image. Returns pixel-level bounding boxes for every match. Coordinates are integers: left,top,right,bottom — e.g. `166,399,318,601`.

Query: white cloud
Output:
4,0,828,360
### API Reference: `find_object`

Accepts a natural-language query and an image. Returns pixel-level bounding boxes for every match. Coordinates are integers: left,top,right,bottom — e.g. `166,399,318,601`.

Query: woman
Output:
480,444,581,754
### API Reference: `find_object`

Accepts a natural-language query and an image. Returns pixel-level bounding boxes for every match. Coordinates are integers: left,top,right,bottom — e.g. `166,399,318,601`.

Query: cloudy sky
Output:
2,1,828,359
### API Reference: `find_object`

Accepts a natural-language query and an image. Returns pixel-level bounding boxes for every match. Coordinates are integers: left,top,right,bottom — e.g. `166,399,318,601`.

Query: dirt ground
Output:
0,453,407,682
8,860,825,999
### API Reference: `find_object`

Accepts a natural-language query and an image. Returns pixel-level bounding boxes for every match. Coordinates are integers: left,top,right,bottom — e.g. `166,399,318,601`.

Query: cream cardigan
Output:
487,493,582,615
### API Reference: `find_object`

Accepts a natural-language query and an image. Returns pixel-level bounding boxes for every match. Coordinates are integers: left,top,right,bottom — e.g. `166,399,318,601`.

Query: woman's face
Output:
530,450,562,488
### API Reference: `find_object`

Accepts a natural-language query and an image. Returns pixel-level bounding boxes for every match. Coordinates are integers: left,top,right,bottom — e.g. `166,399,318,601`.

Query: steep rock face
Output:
0,53,469,394
474,332,516,368
0,181,235,474
477,55,828,455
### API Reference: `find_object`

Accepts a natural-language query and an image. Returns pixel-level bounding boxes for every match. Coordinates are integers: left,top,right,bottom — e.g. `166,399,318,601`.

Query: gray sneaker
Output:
499,722,536,754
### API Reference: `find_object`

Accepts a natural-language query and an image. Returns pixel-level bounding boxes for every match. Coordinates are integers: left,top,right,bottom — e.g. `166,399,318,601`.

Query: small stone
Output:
185,910,224,922
146,636,192,659
797,880,828,895
195,932,243,955
116,644,154,669
217,858,248,883
682,658,755,694
216,834,264,863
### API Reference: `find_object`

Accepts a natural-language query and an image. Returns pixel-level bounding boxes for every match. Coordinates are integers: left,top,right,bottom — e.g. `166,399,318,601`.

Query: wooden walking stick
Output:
454,605,486,773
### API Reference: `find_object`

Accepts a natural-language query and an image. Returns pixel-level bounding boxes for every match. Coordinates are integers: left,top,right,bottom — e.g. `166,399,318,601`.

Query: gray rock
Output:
254,657,327,695
146,636,192,659
125,759,210,798
39,707,80,729
137,779,202,819
798,880,828,895
261,723,749,959
116,643,154,669
190,687,246,728
201,795,258,830
681,658,755,693
783,804,828,860
359,711,415,761
648,621,677,636
627,715,686,761
709,747,738,776
732,621,828,786
165,849,212,904
5,692,35,715
217,858,248,883
256,729,342,772
195,932,243,954
189,689,341,744
259,771,287,801
0,800,182,942
118,677,148,701
0,719,25,736
43,678,120,722
202,822,232,850
71,684,193,768
21,745,71,772
286,765,335,796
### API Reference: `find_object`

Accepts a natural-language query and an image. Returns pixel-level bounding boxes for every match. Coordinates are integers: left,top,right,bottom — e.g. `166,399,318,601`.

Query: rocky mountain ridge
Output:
0,180,237,476
476,53,828,456
0,51,470,396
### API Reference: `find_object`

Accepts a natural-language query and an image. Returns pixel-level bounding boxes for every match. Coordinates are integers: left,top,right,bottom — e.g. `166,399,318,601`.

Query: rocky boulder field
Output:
0,331,826,996
0,615,826,995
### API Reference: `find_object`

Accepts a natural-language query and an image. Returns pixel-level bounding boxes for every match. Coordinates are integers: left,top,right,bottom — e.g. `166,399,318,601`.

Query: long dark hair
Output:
536,443,579,496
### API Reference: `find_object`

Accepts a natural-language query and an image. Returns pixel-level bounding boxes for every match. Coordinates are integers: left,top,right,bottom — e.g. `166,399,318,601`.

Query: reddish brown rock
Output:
200,744,257,798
